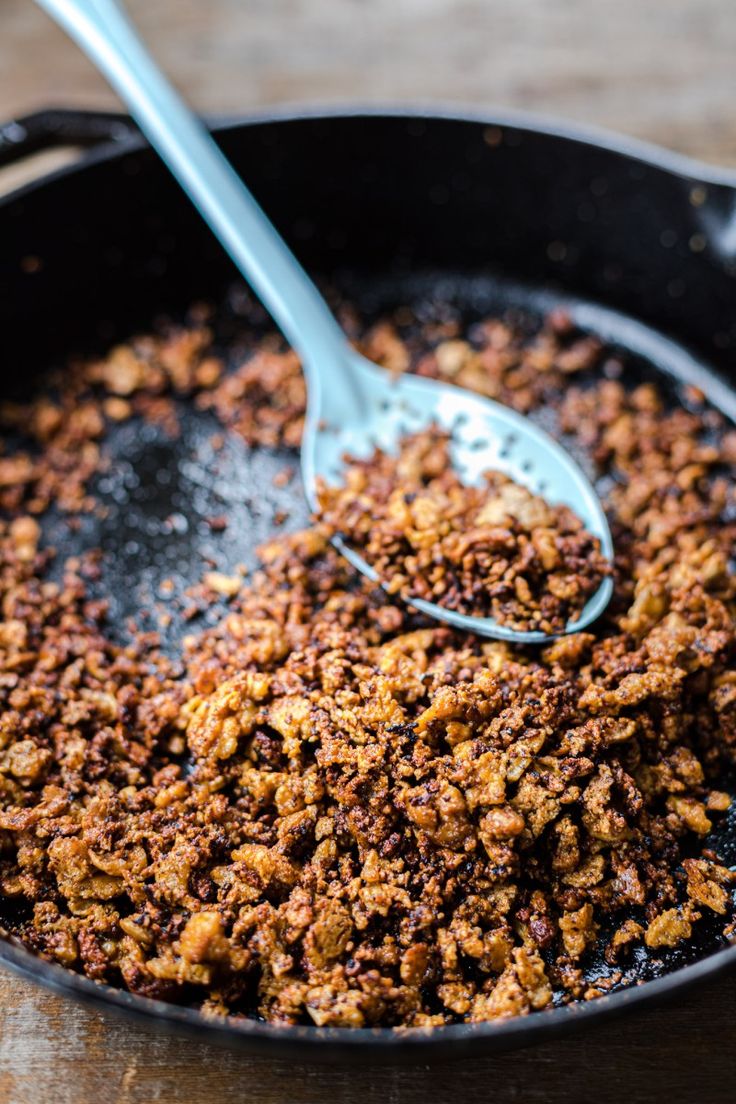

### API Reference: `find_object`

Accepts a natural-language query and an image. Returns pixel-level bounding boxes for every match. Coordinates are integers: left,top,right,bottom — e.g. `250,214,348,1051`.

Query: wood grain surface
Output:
1,1,736,1100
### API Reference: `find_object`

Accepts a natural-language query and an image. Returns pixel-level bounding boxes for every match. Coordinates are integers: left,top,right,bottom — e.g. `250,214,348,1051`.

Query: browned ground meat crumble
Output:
317,426,609,632
0,302,735,1029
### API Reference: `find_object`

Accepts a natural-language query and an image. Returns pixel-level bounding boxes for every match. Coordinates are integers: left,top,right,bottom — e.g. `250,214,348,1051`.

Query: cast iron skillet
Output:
1,106,736,1062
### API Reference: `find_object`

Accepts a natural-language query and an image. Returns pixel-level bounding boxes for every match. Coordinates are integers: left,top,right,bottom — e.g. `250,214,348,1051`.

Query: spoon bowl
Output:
301,350,614,643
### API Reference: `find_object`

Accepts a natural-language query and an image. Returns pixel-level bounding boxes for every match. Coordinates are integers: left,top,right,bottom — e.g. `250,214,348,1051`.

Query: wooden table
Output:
1,1,736,1100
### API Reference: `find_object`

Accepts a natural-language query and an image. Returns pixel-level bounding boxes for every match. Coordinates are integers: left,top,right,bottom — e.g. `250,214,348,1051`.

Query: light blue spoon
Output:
36,0,614,643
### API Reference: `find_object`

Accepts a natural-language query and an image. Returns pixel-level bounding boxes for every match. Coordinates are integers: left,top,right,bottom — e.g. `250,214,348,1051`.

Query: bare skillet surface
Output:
1,110,736,1058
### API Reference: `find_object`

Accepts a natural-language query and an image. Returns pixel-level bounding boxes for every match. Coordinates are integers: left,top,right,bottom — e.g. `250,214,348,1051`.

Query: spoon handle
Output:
35,0,349,373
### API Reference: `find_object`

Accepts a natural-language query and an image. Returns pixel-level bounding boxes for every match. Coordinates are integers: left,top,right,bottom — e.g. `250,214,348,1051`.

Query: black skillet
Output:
1,106,736,1062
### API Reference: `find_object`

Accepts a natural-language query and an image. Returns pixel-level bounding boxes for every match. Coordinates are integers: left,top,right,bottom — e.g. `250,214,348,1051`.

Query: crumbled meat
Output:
644,908,693,949
317,427,609,632
0,299,734,1030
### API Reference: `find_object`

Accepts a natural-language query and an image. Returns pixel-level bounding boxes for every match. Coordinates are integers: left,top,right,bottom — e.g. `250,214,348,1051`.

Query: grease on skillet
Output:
0,284,734,1028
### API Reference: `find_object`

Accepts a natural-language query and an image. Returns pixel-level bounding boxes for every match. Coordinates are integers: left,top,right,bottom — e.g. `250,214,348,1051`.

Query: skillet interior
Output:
1,111,736,1059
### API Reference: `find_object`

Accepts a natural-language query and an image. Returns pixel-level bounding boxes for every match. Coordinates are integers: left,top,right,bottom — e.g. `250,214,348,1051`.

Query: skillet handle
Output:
0,108,137,169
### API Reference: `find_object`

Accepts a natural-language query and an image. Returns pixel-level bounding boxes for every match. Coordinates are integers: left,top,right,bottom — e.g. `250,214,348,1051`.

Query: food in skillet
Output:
316,426,610,633
0,300,734,1028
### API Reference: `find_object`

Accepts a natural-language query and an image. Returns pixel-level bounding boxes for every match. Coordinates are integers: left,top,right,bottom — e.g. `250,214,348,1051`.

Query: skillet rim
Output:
0,104,735,1058
2,102,736,208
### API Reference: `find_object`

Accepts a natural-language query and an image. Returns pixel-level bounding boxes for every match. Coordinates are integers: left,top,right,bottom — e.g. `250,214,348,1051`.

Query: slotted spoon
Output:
37,0,614,643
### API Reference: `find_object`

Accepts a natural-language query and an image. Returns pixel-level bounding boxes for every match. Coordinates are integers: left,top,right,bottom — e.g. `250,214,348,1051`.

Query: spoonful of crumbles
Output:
38,0,613,642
